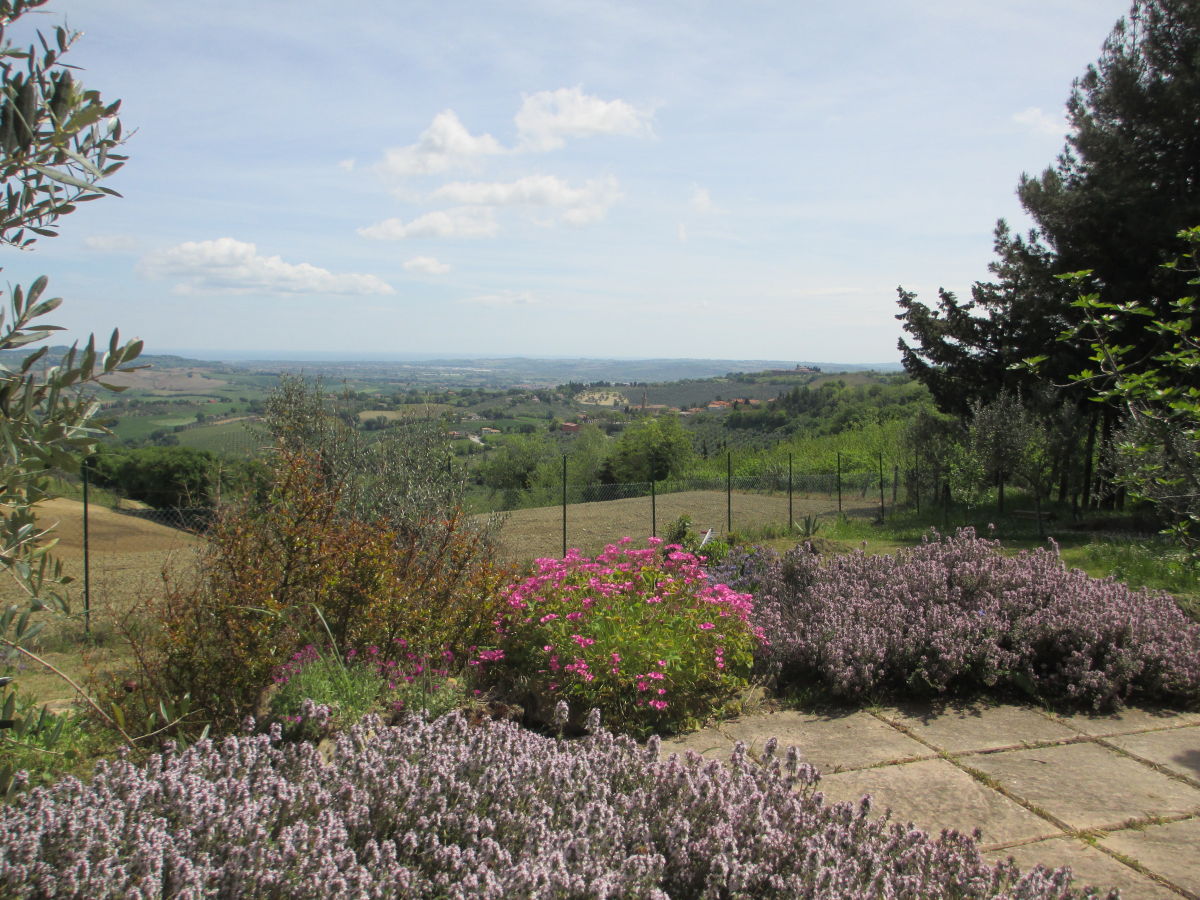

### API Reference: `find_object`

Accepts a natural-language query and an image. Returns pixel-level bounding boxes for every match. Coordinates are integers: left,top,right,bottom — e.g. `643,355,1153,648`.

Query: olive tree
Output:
0,0,141,706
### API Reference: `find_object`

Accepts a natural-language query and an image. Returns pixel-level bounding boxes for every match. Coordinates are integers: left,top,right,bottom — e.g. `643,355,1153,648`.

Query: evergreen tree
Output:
898,0,1200,416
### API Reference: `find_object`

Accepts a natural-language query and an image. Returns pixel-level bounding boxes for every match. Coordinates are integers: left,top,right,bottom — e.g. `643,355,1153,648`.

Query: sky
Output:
1,0,1135,364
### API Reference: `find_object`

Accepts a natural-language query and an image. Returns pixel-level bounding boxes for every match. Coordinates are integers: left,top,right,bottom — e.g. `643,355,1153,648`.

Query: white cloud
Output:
337,158,356,172
432,174,621,225
689,185,715,214
378,110,504,177
515,87,652,151
358,207,498,240
139,238,395,295
462,289,538,307
403,256,451,275
84,234,140,252
1013,106,1065,136
677,223,688,243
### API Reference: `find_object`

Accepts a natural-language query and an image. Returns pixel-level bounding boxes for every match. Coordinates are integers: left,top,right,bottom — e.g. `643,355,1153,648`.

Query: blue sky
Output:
3,0,1132,363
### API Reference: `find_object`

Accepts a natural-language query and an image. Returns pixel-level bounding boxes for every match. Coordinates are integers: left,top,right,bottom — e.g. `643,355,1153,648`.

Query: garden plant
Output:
475,538,758,737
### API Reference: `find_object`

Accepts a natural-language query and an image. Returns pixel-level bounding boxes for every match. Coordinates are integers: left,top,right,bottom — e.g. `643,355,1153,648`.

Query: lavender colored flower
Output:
714,528,1200,708
0,711,1113,898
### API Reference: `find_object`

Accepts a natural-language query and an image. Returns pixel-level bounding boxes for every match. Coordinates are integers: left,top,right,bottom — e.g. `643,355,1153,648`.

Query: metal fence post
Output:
878,452,886,521
81,462,91,638
836,452,842,514
787,451,793,529
726,452,733,533
651,478,656,538
561,455,567,558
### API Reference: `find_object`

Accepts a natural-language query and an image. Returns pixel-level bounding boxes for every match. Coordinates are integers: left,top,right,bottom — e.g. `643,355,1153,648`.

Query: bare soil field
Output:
99,368,231,393
492,489,877,562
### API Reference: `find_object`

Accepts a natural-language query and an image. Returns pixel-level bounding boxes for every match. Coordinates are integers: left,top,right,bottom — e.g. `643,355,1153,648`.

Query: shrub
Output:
0,711,1112,899
713,529,1200,708
475,538,757,737
125,450,511,734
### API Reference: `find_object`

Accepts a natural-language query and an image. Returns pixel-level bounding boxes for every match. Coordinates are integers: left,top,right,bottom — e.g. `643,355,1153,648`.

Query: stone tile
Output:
658,728,737,762
818,758,1059,847
1107,725,1200,786
1050,706,1200,737
987,837,1178,900
875,701,1079,753
967,742,1200,831
717,709,932,774
1100,817,1200,898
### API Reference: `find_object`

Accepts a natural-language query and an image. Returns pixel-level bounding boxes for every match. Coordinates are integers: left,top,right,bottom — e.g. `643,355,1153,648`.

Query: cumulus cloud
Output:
462,289,538,307
1013,106,1065,136
515,87,652,151
403,256,451,275
358,207,498,240
84,234,140,252
139,238,394,295
431,174,621,225
378,110,504,177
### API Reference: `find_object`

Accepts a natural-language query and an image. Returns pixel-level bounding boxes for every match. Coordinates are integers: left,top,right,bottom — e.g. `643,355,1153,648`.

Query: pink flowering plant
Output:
476,538,759,736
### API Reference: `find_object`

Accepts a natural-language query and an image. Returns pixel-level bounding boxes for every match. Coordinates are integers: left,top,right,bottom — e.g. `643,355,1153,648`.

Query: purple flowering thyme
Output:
714,528,1200,707
0,711,1110,898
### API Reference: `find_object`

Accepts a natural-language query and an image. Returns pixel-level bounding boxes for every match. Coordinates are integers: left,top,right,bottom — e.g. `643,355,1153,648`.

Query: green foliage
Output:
478,540,757,737
0,0,126,248
606,416,694,483
954,391,1052,511
84,445,268,508
267,646,385,741
0,1,139,676
1054,227,1200,554
897,0,1200,506
129,450,512,733
264,375,483,547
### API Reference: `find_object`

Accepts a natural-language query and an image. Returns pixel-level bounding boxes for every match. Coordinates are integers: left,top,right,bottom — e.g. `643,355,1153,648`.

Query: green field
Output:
175,420,263,456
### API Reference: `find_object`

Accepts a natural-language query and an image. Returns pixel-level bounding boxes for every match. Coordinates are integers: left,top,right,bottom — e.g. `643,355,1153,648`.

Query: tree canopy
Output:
897,0,1200,418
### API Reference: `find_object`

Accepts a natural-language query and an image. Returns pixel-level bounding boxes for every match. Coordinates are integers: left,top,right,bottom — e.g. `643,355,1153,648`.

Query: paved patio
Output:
660,702,1200,899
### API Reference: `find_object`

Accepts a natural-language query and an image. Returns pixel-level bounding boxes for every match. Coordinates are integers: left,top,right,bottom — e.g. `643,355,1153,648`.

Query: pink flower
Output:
539,613,559,623
698,622,715,630
648,700,668,711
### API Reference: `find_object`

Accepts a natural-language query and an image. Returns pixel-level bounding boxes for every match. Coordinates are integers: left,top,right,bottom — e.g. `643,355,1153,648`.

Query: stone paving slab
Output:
658,727,737,762
817,758,1060,847
1099,817,1200,898
966,741,1200,831
985,836,1179,900
1050,707,1200,737
1106,725,1200,785
717,709,933,773
874,701,1080,753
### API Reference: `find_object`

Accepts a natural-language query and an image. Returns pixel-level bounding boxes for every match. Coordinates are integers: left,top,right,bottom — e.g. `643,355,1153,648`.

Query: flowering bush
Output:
132,451,511,733
0,711,1112,898
713,529,1200,708
476,538,758,736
